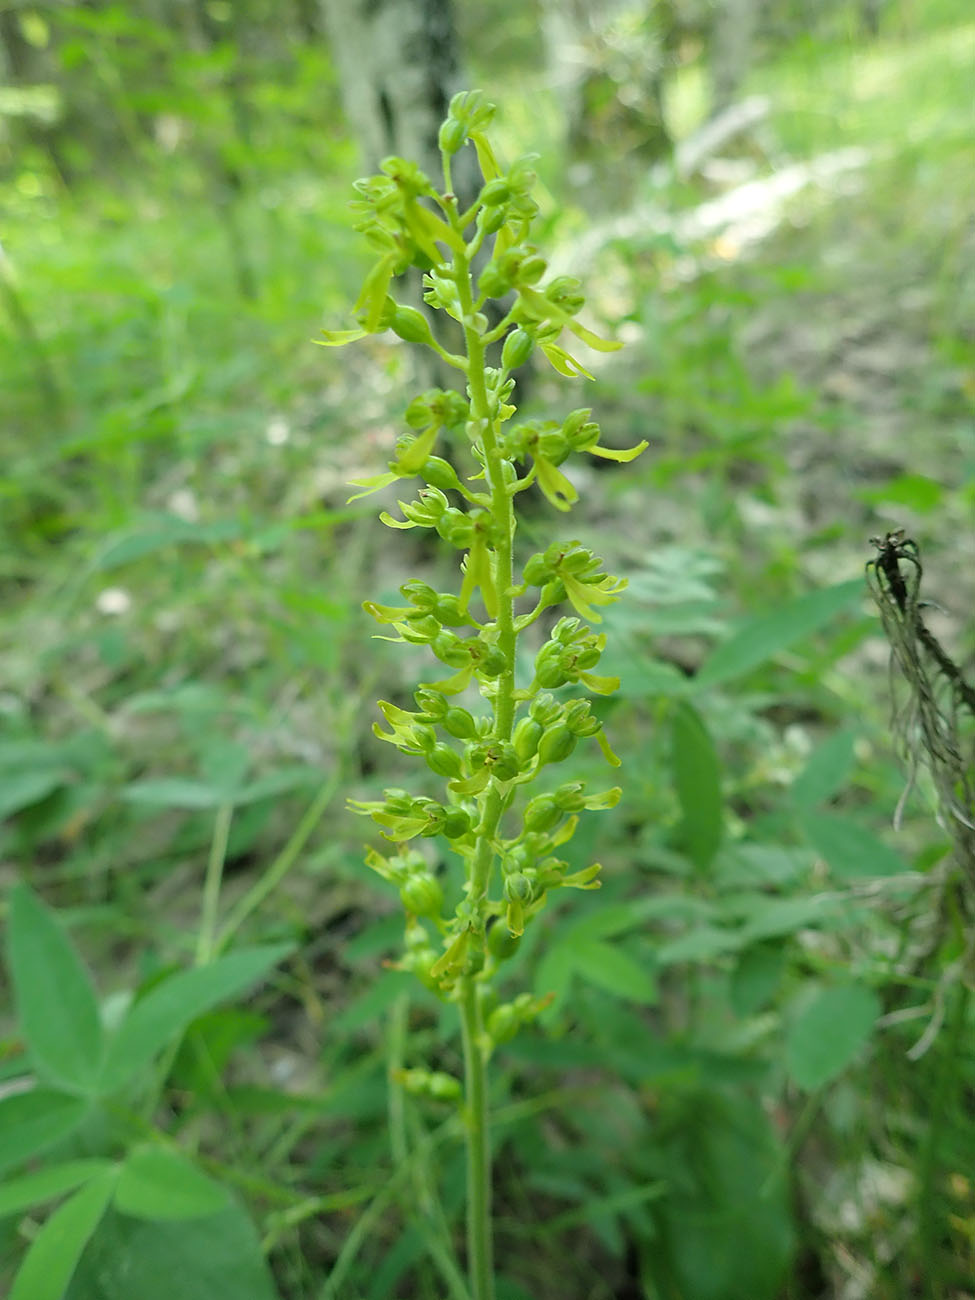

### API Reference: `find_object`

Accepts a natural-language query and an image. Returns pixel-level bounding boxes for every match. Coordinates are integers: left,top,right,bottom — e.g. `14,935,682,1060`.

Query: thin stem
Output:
917,982,968,1293
459,975,494,1300
196,802,233,965
450,236,512,1300
215,776,339,954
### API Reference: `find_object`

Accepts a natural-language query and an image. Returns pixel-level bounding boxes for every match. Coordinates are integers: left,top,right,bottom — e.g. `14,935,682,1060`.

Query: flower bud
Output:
442,806,475,839
554,782,586,812
439,117,468,154
537,428,569,465
413,486,449,522
522,553,552,586
400,872,444,918
431,631,470,668
433,593,469,626
512,715,543,763
477,645,507,678
504,872,533,903
414,687,448,720
501,328,534,372
443,706,477,739
487,923,521,961
524,793,561,833
402,613,440,642
537,724,577,766
487,742,521,781
487,1003,521,1043
391,305,435,346
400,1068,463,1101
479,178,511,206
401,580,437,611
546,276,585,314
437,507,475,549
536,658,569,689
422,456,464,493
478,262,510,298
529,693,561,724
425,743,464,779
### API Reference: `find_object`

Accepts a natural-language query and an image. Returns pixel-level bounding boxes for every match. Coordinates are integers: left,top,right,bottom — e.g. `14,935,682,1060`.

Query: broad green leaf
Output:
333,971,412,1034
785,984,881,1090
0,1160,112,1218
233,765,323,806
99,944,291,1092
121,769,319,811
121,779,227,810
66,1204,280,1300
730,943,787,1017
732,894,838,942
10,1170,116,1300
535,943,574,1016
791,730,857,809
563,899,700,944
572,940,657,1004
714,843,814,889
657,1093,794,1300
93,517,243,571
857,472,942,513
0,768,71,820
7,886,104,1094
656,926,743,966
670,701,723,870
0,1089,89,1174
115,1148,229,1221
693,579,863,690
800,811,907,879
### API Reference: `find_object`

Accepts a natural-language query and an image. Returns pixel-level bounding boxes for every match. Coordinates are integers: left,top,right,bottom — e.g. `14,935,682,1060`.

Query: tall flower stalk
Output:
322,91,646,1300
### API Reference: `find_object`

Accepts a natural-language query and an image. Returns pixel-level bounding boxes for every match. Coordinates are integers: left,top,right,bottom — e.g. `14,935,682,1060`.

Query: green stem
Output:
917,982,968,1292
459,975,494,1300
447,239,518,1300
215,776,339,954
196,802,233,965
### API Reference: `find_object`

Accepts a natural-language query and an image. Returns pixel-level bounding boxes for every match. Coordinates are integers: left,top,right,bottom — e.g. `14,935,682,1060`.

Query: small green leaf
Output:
66,1203,280,1300
94,516,243,571
0,1089,90,1174
800,811,907,879
785,984,881,1090
121,779,227,810
99,944,291,1092
656,926,742,966
7,886,104,1094
733,895,838,943
730,943,787,1017
670,701,723,870
572,940,657,1004
0,1160,113,1218
857,472,942,513
694,580,862,689
115,1148,229,1221
535,944,574,1014
791,730,857,809
10,1170,116,1300
0,768,71,820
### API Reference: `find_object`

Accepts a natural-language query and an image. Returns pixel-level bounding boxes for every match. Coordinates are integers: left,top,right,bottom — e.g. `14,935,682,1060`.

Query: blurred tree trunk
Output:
541,0,672,185
709,0,761,117
320,0,474,199
0,8,73,186
320,0,481,394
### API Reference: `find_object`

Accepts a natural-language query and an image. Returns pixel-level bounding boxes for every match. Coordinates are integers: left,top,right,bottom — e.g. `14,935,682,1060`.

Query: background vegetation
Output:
2,1,973,1297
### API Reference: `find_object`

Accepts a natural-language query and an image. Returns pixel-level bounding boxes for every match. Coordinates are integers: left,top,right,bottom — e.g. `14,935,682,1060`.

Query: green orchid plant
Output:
321,90,646,1300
